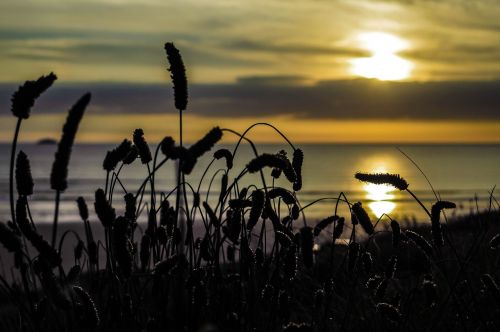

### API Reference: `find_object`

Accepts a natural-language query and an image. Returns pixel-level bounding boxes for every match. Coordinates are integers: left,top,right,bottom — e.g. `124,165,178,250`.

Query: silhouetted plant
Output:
0,43,498,332
50,93,91,247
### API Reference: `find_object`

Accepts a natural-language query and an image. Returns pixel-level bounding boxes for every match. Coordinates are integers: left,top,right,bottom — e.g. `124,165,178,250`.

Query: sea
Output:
0,143,499,227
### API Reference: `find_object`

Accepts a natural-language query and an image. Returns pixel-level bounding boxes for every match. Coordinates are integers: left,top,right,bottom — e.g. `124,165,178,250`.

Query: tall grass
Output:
0,44,499,332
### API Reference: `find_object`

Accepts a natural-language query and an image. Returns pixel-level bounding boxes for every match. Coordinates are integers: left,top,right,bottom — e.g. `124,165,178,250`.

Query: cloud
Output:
1,78,499,120
221,39,370,58
1,0,500,83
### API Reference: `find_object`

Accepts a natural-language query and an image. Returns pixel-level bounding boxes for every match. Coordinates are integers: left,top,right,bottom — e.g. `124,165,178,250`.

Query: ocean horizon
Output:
1,142,498,227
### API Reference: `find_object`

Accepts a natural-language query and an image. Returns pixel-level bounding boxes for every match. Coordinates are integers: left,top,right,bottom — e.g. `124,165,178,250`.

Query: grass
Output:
1,43,500,332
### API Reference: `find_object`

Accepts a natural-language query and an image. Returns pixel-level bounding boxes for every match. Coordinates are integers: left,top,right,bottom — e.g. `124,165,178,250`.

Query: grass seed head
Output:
489,233,500,249
214,148,233,169
352,202,374,235
122,145,138,164
50,93,91,191
94,188,115,228
133,129,152,164
76,197,88,221
376,302,401,322
268,187,296,205
189,127,223,160
314,215,338,237
292,148,304,191
73,286,100,329
102,139,132,171
247,190,265,230
406,230,433,257
164,42,188,111
333,217,345,240
15,151,34,196
355,172,409,191
160,136,175,158
11,72,57,119
247,153,287,173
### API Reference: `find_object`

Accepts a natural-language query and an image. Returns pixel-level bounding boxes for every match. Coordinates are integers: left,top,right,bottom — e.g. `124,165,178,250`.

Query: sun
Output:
350,32,413,81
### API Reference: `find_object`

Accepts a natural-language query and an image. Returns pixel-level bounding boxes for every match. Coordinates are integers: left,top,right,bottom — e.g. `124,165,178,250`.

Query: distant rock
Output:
37,138,57,145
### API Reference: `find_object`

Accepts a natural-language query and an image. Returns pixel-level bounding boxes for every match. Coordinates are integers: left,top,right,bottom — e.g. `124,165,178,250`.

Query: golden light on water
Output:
358,159,399,218
364,182,396,218
350,32,413,81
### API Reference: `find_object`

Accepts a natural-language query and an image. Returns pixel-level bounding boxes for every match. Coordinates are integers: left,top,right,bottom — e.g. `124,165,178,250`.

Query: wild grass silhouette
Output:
0,43,500,332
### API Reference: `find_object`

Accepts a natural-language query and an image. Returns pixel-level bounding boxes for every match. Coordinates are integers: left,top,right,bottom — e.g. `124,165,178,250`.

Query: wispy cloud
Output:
1,0,499,82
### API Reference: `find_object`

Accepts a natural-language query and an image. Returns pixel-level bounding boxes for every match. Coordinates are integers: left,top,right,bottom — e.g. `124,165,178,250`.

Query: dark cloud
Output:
401,44,500,63
237,75,310,86
1,78,499,120
221,39,370,58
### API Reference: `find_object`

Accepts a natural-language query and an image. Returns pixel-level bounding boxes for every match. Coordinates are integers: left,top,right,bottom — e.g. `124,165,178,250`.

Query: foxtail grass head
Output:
11,72,57,119
351,202,374,235
103,139,132,171
133,129,152,164
164,42,188,111
355,172,409,191
50,93,91,192
15,151,34,196
292,149,303,191
76,197,89,221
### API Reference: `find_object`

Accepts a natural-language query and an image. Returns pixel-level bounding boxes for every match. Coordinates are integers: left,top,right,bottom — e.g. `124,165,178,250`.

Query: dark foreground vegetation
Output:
1,43,499,332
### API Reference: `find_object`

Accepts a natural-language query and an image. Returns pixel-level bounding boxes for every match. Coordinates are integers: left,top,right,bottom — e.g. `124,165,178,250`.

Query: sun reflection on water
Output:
357,158,399,218
364,182,396,218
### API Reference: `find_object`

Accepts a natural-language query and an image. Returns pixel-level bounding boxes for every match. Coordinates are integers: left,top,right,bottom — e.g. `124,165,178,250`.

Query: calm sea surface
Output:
0,143,499,227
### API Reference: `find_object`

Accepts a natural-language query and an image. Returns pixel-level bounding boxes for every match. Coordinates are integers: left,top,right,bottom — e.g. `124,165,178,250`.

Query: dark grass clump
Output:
406,230,433,257
390,219,401,248
490,233,500,249
2,43,499,332
300,226,314,268
0,222,22,253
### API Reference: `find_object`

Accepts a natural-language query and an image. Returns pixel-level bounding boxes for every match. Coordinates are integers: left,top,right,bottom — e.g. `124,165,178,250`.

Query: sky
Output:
0,0,500,143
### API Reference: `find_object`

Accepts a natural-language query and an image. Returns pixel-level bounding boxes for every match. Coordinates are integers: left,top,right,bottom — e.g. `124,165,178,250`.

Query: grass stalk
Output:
9,118,22,224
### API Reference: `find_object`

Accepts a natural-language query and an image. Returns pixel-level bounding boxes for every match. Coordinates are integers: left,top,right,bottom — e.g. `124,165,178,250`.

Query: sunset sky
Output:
0,0,499,143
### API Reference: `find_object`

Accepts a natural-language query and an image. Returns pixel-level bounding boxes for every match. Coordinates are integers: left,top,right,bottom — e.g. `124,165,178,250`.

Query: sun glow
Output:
364,183,396,218
360,163,397,218
350,32,413,81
